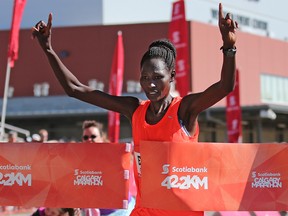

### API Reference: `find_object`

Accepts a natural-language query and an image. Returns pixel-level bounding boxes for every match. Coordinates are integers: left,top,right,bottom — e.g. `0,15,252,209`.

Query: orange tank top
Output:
131,97,203,216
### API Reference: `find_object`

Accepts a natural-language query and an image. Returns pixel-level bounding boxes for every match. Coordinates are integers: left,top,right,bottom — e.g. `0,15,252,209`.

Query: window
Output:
261,74,288,104
88,79,104,91
33,82,50,97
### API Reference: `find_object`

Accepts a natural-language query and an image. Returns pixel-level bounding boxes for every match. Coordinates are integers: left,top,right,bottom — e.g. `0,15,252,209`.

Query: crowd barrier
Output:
0,141,287,212
141,141,288,211
0,142,132,209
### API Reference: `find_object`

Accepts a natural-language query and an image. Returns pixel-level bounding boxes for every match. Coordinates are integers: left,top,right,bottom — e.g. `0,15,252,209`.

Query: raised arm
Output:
179,3,238,132
32,14,139,121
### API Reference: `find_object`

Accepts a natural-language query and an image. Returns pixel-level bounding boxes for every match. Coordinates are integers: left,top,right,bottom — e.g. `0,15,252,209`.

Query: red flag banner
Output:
226,69,242,142
8,0,27,68
141,141,288,211
168,0,190,96
108,31,124,143
0,142,132,208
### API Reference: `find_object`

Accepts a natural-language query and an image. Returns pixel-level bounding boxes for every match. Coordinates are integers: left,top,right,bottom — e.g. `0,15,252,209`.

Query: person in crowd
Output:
31,207,78,216
82,120,108,143
8,131,18,142
39,129,49,142
32,3,237,215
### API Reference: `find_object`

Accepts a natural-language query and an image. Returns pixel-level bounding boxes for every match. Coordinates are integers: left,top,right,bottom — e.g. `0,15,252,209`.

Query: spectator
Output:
31,207,78,216
8,131,18,142
82,120,107,143
39,129,49,142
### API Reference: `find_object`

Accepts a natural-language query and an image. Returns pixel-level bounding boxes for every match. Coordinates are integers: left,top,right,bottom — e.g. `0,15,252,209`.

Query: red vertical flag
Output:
8,0,27,68
108,31,124,143
168,0,190,96
226,69,242,143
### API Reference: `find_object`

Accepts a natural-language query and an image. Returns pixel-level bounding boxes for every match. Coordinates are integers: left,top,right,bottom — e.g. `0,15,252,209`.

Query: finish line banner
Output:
140,141,288,211
0,142,132,208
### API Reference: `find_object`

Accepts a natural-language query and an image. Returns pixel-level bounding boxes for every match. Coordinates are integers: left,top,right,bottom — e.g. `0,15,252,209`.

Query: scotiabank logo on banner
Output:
0,164,32,186
251,171,283,188
161,164,208,190
73,169,103,186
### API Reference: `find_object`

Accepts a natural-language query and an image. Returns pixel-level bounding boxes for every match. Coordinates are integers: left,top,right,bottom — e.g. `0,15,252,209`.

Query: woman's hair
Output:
140,39,177,71
61,208,75,216
82,120,104,136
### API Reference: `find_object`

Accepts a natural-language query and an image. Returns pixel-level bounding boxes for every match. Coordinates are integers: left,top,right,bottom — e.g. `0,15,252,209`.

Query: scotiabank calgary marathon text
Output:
251,171,283,188
73,169,103,186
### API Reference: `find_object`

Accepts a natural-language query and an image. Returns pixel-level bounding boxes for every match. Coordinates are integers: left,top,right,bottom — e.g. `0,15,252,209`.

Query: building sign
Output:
211,8,268,32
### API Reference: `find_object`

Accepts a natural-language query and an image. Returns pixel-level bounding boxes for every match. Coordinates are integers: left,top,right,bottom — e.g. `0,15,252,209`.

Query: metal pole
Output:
0,58,11,141
257,118,263,143
0,122,30,137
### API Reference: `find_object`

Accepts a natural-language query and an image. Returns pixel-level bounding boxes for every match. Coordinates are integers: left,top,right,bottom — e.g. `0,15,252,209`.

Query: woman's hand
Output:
218,3,238,48
32,13,53,51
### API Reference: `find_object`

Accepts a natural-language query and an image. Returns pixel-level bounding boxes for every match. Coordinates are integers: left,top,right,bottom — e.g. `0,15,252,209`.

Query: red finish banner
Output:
140,141,288,211
226,69,242,143
0,142,132,208
168,0,190,96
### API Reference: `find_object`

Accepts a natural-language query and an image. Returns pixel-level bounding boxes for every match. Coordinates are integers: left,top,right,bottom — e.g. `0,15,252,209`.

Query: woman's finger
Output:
218,3,224,27
233,20,238,29
225,13,232,20
34,20,42,30
31,20,47,38
31,27,38,39
47,13,53,31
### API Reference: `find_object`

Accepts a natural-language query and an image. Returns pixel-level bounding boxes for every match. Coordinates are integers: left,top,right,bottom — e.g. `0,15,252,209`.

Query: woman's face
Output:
140,58,173,102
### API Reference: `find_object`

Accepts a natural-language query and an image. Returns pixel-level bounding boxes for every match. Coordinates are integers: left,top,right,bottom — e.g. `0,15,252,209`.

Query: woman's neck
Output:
149,94,173,115
145,95,174,125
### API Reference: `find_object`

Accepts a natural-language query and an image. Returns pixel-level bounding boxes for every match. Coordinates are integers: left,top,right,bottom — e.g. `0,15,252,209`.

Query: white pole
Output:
0,58,11,141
